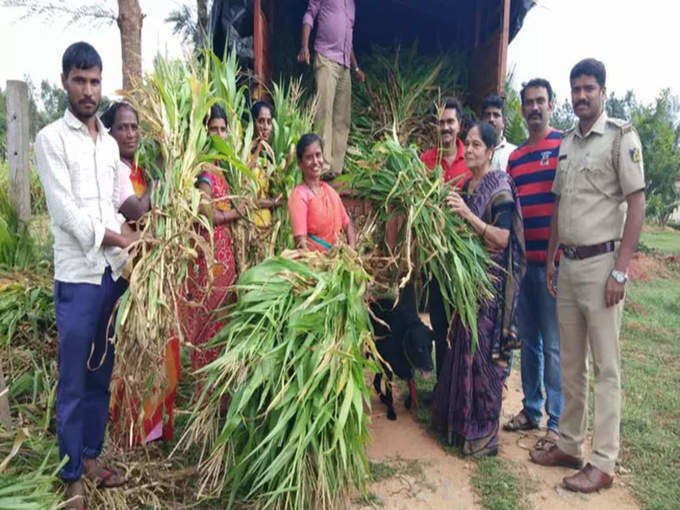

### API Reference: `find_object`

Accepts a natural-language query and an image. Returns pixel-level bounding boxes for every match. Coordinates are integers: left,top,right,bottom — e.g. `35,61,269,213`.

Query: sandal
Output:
84,460,126,488
503,410,539,432
533,430,559,451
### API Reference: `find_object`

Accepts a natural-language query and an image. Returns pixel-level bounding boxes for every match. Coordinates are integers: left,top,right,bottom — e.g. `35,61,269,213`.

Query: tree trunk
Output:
196,0,209,49
117,0,143,91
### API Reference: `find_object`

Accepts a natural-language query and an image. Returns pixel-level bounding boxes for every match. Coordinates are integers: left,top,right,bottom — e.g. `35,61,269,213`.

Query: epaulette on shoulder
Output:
606,117,634,134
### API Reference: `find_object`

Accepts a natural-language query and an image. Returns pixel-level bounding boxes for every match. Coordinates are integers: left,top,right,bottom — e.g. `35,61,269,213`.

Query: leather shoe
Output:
563,463,613,493
529,444,583,470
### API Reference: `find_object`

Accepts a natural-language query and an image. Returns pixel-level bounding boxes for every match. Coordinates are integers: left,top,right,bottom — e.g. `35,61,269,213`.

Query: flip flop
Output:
534,431,559,451
503,410,539,431
86,465,126,488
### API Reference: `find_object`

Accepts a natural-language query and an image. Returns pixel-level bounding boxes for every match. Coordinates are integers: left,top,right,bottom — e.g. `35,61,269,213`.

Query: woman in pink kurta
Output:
287,133,355,251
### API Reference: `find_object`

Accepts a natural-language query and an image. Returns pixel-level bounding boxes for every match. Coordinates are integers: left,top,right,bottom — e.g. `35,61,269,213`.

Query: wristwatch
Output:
610,269,628,284
353,66,360,73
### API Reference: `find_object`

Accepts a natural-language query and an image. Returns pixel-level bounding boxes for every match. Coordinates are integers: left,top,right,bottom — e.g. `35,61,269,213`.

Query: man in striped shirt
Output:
503,79,564,449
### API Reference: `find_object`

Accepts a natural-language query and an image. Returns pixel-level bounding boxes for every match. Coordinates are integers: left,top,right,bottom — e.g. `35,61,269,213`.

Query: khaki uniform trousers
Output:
314,53,351,175
556,251,623,475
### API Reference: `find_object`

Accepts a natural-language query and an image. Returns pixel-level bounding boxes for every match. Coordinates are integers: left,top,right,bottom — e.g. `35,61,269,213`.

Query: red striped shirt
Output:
508,129,562,264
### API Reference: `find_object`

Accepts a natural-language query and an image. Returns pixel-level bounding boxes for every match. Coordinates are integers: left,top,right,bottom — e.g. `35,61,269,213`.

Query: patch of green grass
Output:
471,457,526,510
620,266,680,509
353,491,384,507
368,460,398,482
639,226,680,254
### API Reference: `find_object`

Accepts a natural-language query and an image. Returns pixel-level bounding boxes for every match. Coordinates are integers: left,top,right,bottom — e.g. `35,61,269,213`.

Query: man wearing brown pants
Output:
298,0,365,178
530,58,645,493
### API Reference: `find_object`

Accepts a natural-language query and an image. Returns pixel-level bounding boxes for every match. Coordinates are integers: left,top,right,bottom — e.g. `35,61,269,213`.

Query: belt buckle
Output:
563,246,576,259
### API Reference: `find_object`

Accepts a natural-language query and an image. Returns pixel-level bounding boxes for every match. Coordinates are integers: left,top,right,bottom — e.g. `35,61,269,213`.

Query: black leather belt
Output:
561,241,616,260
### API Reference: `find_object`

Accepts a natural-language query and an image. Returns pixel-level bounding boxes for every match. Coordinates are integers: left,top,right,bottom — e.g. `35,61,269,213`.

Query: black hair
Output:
442,96,463,122
207,104,227,124
251,100,274,120
570,58,606,87
296,133,323,160
62,42,102,76
520,78,554,104
101,102,138,130
482,94,506,119
469,121,498,150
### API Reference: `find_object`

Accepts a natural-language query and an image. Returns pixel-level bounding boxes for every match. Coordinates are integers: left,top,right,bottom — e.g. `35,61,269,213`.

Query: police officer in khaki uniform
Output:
529,58,645,493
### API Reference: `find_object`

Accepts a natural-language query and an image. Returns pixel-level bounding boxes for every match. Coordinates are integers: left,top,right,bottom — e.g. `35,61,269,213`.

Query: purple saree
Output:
431,170,526,455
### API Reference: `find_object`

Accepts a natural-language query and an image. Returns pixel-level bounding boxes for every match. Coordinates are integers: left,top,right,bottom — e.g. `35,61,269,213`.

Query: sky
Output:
0,0,187,99
508,0,676,105
0,0,675,107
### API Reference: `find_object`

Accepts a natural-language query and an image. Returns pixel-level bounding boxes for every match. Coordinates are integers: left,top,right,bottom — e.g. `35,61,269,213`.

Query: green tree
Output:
550,97,575,132
166,0,211,50
632,89,680,224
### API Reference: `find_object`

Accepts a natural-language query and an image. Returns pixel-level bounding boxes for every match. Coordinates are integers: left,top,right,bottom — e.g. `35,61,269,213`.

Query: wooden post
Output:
6,80,31,225
0,364,11,428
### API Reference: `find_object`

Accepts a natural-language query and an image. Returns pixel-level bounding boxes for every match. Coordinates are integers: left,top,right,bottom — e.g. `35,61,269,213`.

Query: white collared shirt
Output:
35,109,127,284
491,136,517,172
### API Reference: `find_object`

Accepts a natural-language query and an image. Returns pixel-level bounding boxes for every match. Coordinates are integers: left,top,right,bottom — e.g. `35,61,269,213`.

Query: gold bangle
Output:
482,223,488,239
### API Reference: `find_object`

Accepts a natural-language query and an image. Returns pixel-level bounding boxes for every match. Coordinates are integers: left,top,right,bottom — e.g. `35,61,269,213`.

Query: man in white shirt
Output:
482,94,517,172
34,41,138,509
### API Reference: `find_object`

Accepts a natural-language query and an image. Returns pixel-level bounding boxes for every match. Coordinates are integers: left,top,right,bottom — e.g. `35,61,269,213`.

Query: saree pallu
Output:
432,170,526,455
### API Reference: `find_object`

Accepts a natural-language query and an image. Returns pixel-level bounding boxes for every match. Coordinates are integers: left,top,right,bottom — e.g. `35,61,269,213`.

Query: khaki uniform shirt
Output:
552,112,645,247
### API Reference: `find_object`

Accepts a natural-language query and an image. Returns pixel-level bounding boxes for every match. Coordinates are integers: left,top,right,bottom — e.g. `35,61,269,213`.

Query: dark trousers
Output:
55,267,127,481
427,278,449,380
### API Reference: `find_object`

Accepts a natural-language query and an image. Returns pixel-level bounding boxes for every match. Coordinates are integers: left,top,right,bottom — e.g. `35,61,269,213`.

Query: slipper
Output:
534,431,559,451
503,410,539,432
85,465,126,488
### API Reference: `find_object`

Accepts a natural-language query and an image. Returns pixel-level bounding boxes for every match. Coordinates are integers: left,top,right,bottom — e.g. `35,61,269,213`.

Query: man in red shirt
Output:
420,96,471,187
421,97,471,384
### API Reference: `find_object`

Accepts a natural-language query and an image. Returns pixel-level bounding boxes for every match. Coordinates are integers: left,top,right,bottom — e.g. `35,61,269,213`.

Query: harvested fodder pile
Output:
178,249,381,509
351,44,468,149
341,136,494,348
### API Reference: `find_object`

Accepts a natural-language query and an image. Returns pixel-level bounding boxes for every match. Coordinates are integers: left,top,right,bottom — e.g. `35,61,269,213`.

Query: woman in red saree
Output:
186,105,239,370
287,134,356,251
103,102,181,446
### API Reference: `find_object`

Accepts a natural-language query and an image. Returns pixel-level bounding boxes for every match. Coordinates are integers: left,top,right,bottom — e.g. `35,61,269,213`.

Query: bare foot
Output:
65,479,84,510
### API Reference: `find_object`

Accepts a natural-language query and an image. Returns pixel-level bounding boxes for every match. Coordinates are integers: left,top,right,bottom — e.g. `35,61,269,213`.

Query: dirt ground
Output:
355,359,640,509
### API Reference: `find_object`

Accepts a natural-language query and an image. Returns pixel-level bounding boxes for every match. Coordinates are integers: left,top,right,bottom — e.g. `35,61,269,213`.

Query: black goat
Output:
370,285,434,420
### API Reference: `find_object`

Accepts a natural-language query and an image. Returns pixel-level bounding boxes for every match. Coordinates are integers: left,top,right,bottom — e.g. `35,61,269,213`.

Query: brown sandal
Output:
503,410,539,431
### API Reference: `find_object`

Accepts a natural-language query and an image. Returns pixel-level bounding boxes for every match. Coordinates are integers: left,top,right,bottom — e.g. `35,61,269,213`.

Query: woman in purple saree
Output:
432,122,526,457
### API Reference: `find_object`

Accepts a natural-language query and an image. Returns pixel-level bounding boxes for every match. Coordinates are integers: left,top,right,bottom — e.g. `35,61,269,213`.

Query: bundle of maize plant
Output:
351,43,468,150
341,135,494,348
178,249,380,509
262,78,316,253
115,54,229,411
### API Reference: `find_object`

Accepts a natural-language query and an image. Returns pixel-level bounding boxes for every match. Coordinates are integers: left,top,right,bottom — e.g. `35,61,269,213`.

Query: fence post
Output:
6,80,31,224
0,365,11,428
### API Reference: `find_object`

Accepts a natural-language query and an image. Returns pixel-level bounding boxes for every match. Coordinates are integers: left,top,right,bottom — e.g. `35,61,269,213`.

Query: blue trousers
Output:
517,263,563,432
54,267,127,481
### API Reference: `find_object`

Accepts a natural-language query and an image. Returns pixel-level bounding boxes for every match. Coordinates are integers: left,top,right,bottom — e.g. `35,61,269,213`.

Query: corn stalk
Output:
115,54,219,416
